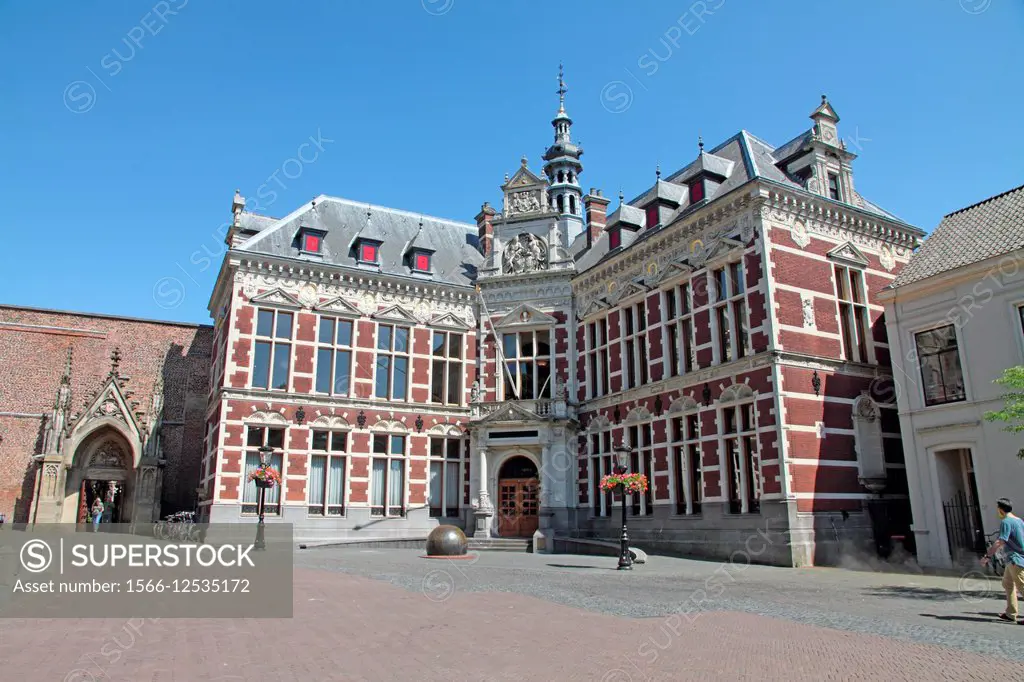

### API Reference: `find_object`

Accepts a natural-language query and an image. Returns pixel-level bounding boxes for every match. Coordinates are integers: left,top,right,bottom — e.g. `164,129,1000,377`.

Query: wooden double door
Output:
497,477,539,537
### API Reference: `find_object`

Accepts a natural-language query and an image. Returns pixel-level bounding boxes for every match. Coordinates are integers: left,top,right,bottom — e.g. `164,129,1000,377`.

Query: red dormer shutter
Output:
414,252,430,271
609,227,621,250
303,233,321,253
361,242,378,263
689,179,705,203
645,204,659,228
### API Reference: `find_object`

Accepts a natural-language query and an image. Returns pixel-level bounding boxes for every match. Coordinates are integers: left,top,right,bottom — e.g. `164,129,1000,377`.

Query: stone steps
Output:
468,537,532,552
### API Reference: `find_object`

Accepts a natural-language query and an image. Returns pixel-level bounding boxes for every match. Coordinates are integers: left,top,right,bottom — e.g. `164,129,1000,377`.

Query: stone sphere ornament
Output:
425,525,468,557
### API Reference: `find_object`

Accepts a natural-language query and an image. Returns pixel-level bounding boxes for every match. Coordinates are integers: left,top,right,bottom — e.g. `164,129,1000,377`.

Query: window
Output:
1019,305,1024,338
569,195,577,215
915,325,966,406
609,227,622,250
622,301,648,390
413,250,432,272
712,261,749,363
371,434,406,517
428,437,465,517
557,195,565,214
301,232,322,254
431,331,464,405
308,431,347,516
665,284,696,376
720,402,759,514
502,330,551,400
671,413,702,515
834,265,871,363
589,430,615,517
358,240,380,264
645,204,660,229
315,317,353,395
253,309,292,390
828,172,841,201
626,423,655,516
584,317,611,398
689,178,705,203
375,324,410,400
242,426,284,515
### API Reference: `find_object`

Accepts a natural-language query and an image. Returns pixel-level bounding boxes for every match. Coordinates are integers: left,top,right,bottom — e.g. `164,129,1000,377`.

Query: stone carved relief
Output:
506,190,542,216
93,396,126,423
502,234,549,275
89,440,128,469
298,283,318,308
801,294,816,329
879,246,895,272
791,220,810,248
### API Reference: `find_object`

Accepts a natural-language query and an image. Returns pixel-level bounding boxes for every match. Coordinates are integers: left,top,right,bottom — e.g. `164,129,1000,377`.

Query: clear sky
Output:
2,0,1021,324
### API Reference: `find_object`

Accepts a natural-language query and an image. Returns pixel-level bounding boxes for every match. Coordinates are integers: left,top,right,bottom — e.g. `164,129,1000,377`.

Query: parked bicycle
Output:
984,530,1006,577
153,511,202,543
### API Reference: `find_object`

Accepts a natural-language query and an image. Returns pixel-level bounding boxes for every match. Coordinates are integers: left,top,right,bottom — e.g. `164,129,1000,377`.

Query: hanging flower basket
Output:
599,472,649,494
249,466,281,489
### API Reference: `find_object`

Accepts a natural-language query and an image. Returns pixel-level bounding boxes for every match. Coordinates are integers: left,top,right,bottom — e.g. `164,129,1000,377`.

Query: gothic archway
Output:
62,429,136,524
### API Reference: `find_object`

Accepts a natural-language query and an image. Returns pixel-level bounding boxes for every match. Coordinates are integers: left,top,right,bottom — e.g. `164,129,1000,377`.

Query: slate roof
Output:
890,183,1024,288
574,128,908,273
236,196,482,287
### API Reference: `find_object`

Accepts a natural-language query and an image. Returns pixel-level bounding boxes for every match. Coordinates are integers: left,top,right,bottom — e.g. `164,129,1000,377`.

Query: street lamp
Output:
613,443,633,571
254,445,273,551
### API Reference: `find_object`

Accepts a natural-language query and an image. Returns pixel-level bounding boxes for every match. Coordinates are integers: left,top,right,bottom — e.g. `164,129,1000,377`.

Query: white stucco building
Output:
881,183,1024,568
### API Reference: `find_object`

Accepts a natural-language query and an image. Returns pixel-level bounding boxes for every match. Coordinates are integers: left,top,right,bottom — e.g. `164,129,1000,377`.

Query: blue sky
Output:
1,0,1021,324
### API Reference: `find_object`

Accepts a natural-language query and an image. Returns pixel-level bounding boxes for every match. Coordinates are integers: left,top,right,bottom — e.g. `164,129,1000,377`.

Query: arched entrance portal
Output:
497,456,539,537
63,430,135,525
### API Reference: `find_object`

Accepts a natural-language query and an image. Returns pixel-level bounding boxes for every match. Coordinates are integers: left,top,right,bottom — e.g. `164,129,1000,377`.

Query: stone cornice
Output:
572,187,759,294
211,387,474,421
229,251,477,305
758,182,925,247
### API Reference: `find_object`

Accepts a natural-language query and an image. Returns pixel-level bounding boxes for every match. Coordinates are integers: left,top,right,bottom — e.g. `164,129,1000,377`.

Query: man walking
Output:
982,498,1024,623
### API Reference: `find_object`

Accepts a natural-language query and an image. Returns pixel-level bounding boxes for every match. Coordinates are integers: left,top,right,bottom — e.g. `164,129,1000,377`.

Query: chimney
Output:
583,189,610,247
475,201,497,257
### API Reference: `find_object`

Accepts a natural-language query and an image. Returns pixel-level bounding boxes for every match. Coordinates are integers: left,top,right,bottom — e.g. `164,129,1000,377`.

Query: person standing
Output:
982,497,1024,623
90,497,104,533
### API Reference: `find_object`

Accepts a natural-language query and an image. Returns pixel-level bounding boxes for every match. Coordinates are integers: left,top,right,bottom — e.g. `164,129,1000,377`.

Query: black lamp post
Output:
254,445,272,551
613,443,634,571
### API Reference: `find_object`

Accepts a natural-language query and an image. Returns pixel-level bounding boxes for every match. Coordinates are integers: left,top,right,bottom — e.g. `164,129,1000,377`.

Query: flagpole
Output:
476,285,520,400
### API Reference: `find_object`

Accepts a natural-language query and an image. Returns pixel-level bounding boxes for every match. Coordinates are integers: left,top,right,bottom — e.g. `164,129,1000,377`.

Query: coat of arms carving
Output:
502,233,548,275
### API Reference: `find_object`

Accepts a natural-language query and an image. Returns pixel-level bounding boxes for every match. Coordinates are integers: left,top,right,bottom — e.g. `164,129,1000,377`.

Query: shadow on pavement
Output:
546,563,616,570
864,586,999,601
920,612,1010,624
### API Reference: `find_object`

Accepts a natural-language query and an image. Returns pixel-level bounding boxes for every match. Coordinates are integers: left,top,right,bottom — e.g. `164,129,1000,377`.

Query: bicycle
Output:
983,530,1006,577
154,511,202,543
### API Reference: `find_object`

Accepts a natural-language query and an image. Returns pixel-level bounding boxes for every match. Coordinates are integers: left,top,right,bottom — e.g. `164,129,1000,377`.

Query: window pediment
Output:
494,304,557,330
827,241,869,268
249,288,302,309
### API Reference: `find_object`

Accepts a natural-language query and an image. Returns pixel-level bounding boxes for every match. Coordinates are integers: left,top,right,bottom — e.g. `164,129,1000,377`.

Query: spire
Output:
557,62,567,114
61,347,73,386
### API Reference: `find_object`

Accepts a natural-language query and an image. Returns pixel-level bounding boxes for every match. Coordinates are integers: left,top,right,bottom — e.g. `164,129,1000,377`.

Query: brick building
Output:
197,82,925,565
3,81,927,566
0,306,211,525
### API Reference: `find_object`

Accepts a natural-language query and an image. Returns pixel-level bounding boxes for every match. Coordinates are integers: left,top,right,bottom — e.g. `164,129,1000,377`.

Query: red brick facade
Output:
0,306,212,523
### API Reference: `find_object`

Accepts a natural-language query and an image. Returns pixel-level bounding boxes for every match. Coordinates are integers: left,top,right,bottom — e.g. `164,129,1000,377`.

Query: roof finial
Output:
521,155,528,167
418,215,424,231
109,347,122,374
618,188,625,206
698,135,704,153
656,163,661,181
821,93,828,104
557,62,567,112
61,346,73,385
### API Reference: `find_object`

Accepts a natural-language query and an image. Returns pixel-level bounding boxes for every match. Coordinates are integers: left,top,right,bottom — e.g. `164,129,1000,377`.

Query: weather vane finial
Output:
557,62,567,110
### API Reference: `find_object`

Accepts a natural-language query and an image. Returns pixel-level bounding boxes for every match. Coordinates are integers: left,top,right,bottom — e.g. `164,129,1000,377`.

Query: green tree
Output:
984,366,1024,459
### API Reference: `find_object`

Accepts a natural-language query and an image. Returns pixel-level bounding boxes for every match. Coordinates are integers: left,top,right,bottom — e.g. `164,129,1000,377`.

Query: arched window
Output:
569,195,576,215
557,195,565,214
567,172,574,183
557,171,565,183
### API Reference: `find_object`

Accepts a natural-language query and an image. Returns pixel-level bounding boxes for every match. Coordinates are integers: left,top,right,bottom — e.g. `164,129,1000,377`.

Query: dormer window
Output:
411,249,432,273
357,240,381,265
689,179,705,203
298,228,327,255
645,204,660,229
609,226,622,250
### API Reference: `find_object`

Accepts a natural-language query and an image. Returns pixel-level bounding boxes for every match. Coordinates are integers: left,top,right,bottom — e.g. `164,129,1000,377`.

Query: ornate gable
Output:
478,401,542,424
494,303,558,330
69,350,143,442
502,158,549,219
827,241,869,268
428,312,473,330
250,288,302,309
315,296,362,318
372,304,418,324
